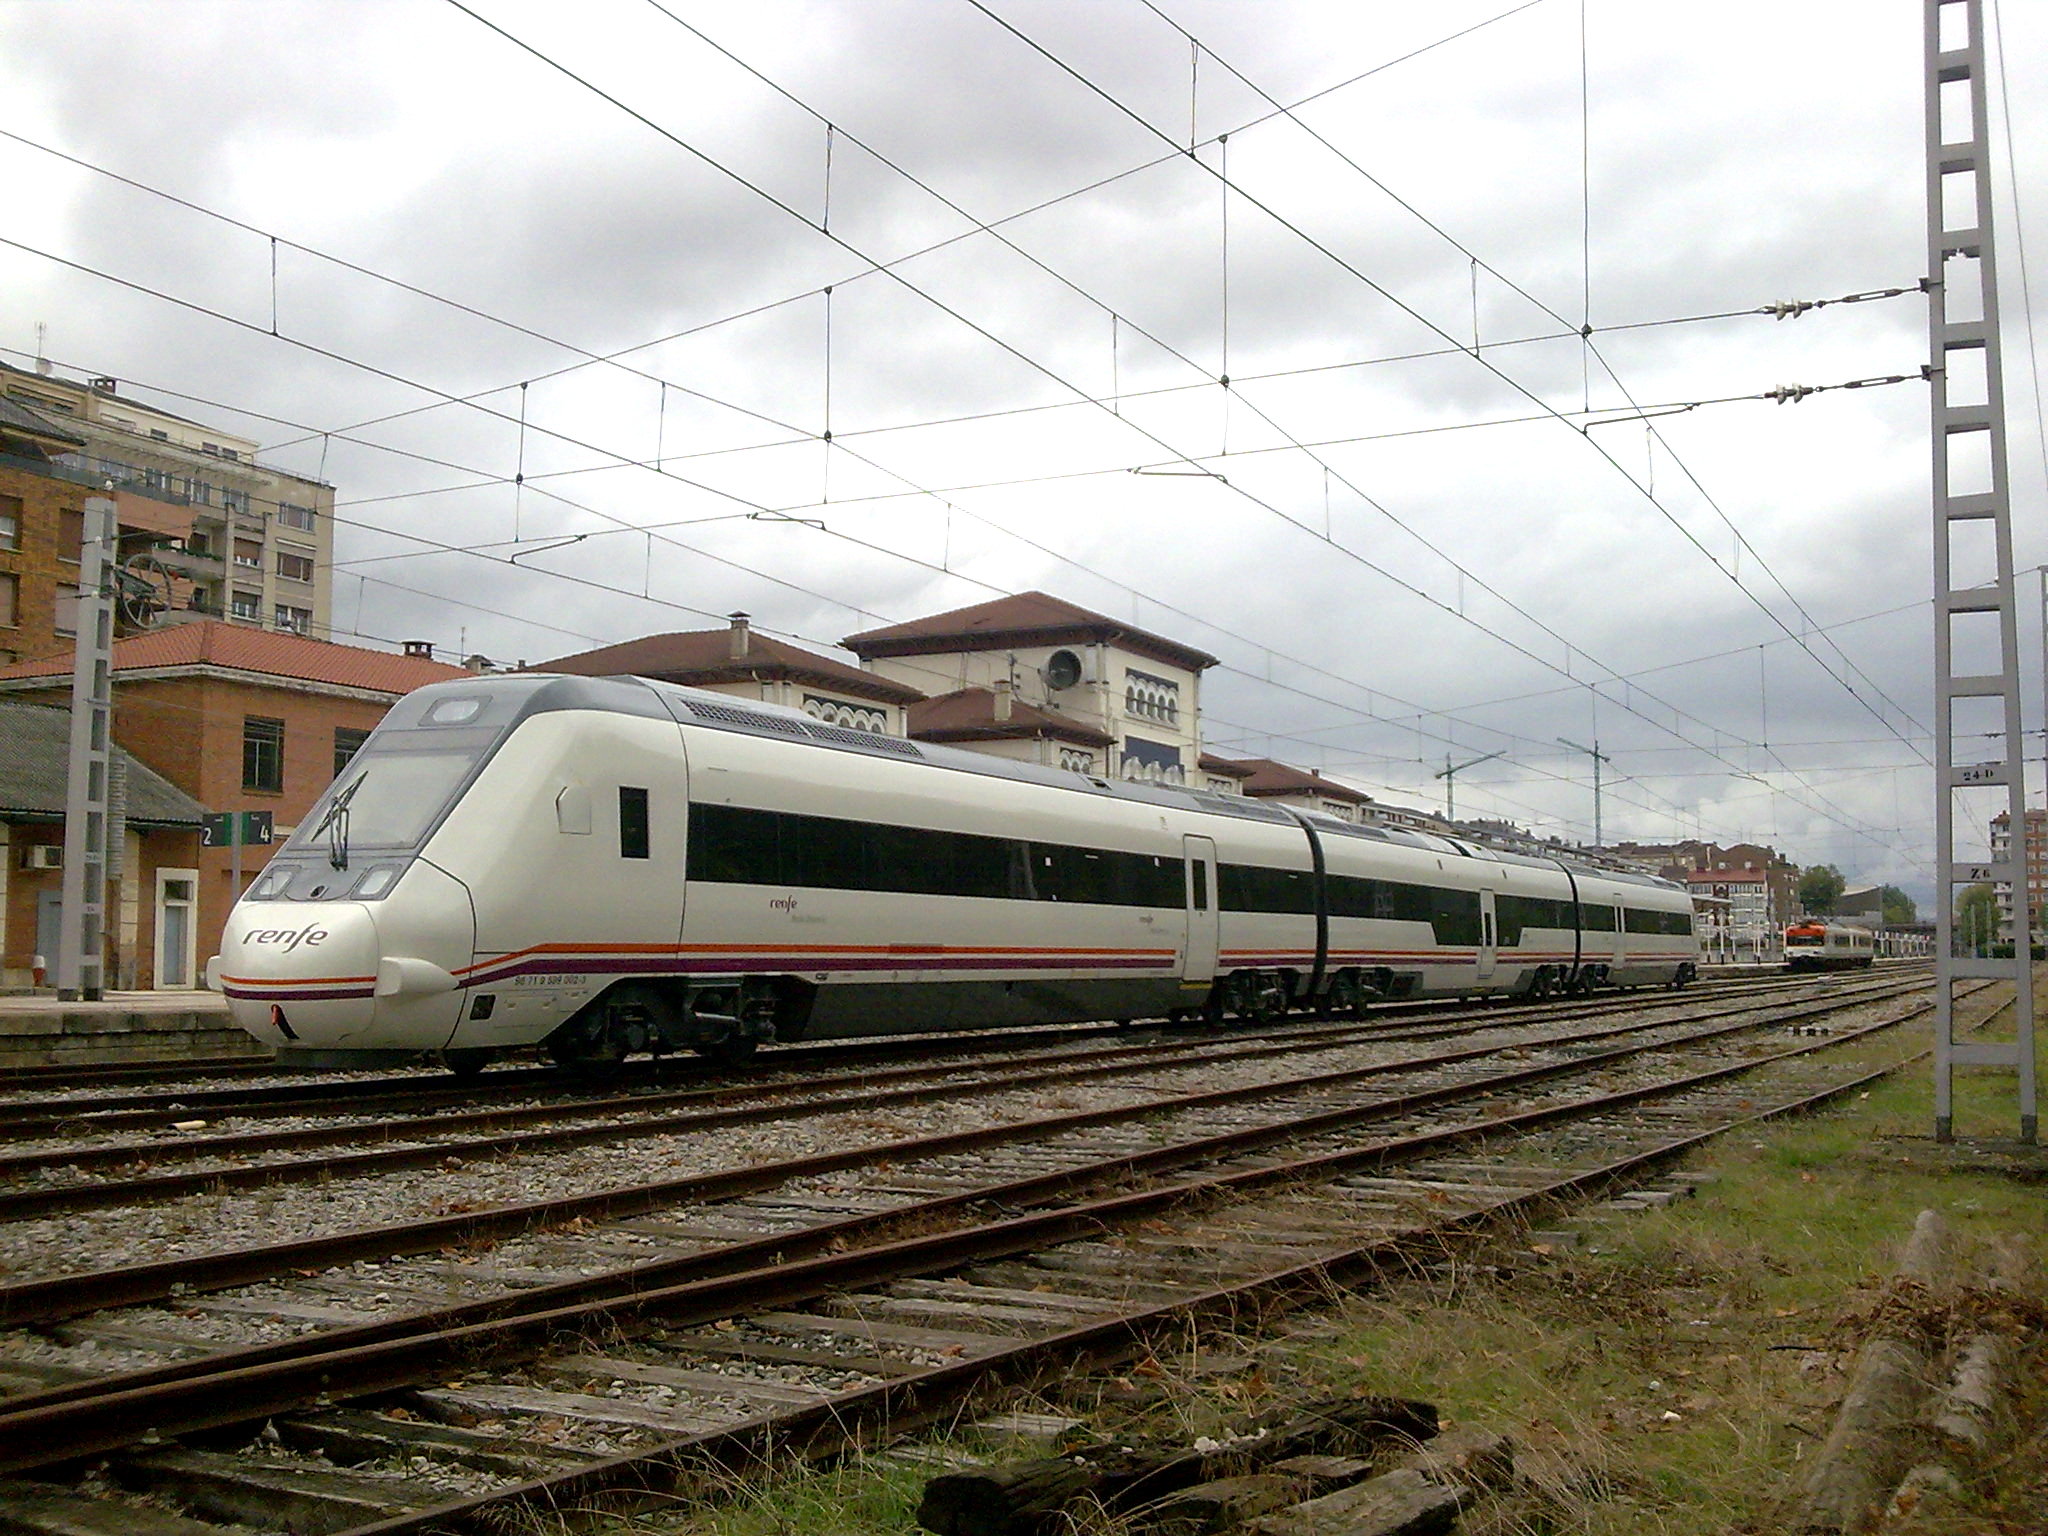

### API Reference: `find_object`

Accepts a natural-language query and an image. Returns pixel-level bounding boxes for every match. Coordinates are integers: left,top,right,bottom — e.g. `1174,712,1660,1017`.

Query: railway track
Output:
0,973,1902,1223
0,968,1865,1132
0,971,1961,1534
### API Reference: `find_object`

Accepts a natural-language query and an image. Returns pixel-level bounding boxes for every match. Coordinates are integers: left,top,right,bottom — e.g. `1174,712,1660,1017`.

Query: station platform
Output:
0,990,269,1073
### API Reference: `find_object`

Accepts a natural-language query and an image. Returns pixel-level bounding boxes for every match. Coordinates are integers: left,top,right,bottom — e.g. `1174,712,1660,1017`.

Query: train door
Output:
1182,834,1219,984
1476,889,1498,982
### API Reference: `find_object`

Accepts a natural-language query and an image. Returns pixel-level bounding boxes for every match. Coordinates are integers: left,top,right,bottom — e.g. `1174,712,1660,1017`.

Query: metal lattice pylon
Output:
1927,0,2037,1142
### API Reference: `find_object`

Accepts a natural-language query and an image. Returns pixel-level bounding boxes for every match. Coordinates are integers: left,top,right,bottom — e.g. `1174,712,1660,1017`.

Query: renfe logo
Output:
769,896,799,914
243,925,330,953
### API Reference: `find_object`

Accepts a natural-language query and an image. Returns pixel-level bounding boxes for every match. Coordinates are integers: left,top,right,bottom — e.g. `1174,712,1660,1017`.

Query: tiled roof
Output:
1206,756,1376,805
0,699,204,825
0,392,85,450
908,688,1116,748
1196,753,1258,780
532,626,922,705
0,621,468,696
842,591,1220,673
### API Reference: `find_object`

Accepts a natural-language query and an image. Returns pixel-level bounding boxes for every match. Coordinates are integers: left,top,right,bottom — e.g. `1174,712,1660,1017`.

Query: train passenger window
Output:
1580,903,1617,932
1191,860,1208,911
619,787,650,859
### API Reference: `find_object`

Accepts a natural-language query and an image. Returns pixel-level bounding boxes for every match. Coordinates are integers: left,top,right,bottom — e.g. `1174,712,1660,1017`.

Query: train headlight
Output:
350,864,402,899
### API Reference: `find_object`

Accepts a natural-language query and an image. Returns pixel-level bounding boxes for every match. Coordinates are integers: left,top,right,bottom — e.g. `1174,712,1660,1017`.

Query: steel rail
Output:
0,974,1916,1220
0,969,1833,1130
335,1038,1924,1536
0,980,1917,1326
0,991,1934,1470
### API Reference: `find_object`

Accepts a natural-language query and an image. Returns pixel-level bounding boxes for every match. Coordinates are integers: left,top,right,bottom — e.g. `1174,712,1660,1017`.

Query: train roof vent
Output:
681,699,810,737
803,721,923,757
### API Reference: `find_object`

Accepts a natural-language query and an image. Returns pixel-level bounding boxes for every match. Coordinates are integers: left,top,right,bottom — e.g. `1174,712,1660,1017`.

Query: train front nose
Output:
214,902,385,1054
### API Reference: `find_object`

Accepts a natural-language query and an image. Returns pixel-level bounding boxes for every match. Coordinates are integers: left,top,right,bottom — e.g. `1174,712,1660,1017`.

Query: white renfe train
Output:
1783,919,1876,970
211,675,1700,1071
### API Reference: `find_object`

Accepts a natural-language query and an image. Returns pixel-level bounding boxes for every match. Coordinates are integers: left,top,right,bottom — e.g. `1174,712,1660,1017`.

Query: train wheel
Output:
441,1048,495,1077
695,1034,759,1067
1325,972,1364,1019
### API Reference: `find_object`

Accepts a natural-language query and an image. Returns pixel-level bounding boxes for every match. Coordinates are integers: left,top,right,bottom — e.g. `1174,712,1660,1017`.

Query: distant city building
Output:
0,359,336,646
1686,866,1777,956
1617,838,1799,929
1196,753,1255,796
844,591,1217,785
1988,808,2048,939
1206,756,1376,822
531,613,922,736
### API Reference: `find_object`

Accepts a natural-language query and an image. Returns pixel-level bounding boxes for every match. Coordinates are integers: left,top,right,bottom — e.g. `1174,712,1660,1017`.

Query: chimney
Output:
402,640,434,659
728,611,751,660
464,653,493,674
993,677,1013,722
90,376,118,395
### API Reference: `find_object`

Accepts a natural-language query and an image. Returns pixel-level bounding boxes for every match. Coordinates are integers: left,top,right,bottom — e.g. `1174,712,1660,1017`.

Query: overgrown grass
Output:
604,1027,2045,1534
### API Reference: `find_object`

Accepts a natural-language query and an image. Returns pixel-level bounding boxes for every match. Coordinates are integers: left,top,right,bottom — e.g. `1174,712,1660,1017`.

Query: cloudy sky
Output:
4,0,2044,904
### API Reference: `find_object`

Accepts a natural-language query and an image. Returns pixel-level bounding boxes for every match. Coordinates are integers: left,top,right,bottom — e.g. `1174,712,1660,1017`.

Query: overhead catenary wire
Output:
4,18,1916,856
439,1,1906,856
969,0,1933,768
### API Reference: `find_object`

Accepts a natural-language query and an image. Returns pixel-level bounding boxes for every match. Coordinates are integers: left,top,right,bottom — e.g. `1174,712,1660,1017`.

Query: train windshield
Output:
289,724,505,868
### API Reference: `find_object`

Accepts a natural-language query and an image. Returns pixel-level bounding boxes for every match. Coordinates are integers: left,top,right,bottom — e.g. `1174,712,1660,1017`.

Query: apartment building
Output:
0,359,335,641
1988,807,2048,940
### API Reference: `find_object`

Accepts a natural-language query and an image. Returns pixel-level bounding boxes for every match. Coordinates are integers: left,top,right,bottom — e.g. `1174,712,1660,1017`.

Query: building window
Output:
334,726,371,775
278,502,317,531
233,538,262,570
187,479,214,508
221,488,251,515
59,507,84,564
230,589,262,622
0,494,19,550
1120,735,1185,785
1124,669,1181,726
149,428,169,441
54,583,79,636
0,572,16,628
276,551,315,583
801,694,887,733
242,716,285,793
274,603,312,634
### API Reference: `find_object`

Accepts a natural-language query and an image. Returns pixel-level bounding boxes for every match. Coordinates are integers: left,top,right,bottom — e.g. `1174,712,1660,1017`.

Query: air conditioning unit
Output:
22,845,62,871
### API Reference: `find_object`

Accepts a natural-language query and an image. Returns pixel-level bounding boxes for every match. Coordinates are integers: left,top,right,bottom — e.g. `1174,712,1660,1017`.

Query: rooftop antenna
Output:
34,322,51,376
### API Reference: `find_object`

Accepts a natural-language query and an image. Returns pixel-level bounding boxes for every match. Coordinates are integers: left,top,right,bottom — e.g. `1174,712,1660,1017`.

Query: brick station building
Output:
0,623,465,978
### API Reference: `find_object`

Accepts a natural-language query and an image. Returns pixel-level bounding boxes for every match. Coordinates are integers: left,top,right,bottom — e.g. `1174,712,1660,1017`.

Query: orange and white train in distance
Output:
212,673,1702,1074
1783,919,1876,970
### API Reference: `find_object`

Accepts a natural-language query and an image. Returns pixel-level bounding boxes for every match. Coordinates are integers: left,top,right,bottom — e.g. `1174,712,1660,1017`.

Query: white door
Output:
155,869,199,989
1182,835,1219,983
1476,890,1498,982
